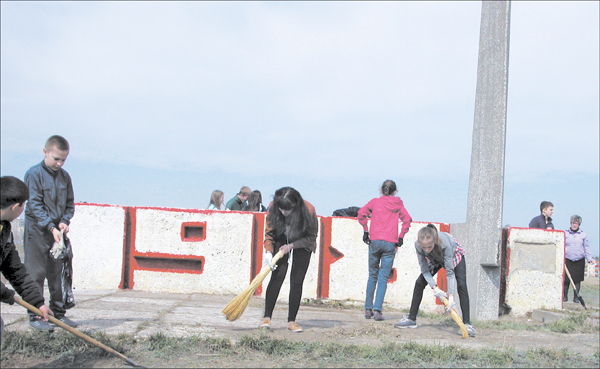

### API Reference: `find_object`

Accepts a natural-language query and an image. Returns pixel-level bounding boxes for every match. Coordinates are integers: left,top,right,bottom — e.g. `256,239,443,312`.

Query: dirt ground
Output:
2,279,599,368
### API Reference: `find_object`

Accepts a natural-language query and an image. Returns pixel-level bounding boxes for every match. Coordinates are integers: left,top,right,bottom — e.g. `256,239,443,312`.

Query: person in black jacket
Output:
1,176,53,340
528,201,554,229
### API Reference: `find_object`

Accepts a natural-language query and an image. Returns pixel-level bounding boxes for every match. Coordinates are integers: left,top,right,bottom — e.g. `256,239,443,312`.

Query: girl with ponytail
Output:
394,224,475,337
357,179,412,321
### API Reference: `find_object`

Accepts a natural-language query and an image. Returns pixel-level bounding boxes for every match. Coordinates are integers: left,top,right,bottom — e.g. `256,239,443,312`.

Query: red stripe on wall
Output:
252,213,266,295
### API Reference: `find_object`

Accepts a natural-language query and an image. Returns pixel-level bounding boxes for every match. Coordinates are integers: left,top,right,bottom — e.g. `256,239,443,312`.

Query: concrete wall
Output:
67,203,568,318
69,204,126,290
502,227,565,316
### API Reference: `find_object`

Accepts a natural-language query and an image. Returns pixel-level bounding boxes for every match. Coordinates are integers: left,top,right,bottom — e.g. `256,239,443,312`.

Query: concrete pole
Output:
451,0,511,320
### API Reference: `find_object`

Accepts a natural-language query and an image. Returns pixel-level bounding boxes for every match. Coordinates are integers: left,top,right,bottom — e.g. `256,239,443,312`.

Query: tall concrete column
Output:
450,0,511,320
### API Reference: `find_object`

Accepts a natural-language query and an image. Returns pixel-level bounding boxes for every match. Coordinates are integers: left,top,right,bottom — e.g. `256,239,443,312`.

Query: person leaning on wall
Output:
528,201,554,229
563,215,593,303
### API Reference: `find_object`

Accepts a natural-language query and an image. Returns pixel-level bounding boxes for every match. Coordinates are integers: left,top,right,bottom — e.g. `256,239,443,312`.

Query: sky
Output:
1,1,598,256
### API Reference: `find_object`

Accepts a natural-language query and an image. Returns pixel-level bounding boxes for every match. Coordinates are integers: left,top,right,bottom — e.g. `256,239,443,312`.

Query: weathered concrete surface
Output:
450,0,511,321
531,310,566,324
133,208,255,294
68,204,126,289
504,228,565,315
2,287,598,360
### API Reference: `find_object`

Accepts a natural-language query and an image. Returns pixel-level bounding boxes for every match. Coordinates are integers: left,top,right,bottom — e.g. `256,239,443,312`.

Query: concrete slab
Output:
531,310,566,324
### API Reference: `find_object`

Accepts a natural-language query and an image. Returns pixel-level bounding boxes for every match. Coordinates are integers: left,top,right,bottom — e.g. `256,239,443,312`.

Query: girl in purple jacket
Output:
358,179,412,321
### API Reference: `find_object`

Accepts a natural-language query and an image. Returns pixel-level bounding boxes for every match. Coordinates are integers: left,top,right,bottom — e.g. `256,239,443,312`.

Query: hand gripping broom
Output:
222,250,284,321
441,296,469,338
14,296,144,367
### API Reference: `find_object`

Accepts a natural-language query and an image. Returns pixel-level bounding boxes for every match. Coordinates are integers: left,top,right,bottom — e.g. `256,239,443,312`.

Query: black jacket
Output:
1,220,45,308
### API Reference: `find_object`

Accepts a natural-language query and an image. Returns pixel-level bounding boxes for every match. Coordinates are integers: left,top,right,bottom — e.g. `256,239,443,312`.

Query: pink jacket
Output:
358,196,412,243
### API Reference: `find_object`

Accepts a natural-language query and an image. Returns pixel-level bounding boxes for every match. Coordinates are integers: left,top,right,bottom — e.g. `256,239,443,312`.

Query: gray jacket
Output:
24,160,75,233
415,232,462,295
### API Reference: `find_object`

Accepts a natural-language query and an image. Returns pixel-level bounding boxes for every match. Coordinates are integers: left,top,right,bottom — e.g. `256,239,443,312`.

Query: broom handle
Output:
14,296,141,366
442,296,469,338
564,266,579,292
564,266,587,309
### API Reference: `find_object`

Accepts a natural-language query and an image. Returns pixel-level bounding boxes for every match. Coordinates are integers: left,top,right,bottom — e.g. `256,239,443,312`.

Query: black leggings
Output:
264,248,311,322
408,257,470,325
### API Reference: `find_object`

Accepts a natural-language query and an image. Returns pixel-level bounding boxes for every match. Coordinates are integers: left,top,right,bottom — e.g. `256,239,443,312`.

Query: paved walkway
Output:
2,289,367,339
2,288,598,357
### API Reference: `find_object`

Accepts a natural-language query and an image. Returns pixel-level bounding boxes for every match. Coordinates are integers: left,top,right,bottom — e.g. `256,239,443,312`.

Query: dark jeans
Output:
408,257,470,325
264,248,311,322
24,225,67,319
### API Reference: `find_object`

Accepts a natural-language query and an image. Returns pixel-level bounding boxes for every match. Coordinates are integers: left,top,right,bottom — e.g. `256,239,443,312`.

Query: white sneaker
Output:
394,316,417,329
464,324,476,337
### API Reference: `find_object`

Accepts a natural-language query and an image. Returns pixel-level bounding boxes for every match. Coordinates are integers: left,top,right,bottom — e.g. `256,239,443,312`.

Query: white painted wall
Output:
68,204,125,290
133,208,254,294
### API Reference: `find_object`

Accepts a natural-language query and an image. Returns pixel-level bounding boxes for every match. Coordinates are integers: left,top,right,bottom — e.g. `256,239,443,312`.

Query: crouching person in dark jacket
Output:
1,176,53,342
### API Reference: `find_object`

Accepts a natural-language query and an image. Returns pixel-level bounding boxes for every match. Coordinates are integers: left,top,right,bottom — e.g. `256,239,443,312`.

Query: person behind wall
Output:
243,190,267,212
1,176,53,341
225,186,251,211
394,224,476,337
260,187,318,333
357,179,412,321
207,190,225,210
564,215,593,303
529,201,554,229
23,135,78,331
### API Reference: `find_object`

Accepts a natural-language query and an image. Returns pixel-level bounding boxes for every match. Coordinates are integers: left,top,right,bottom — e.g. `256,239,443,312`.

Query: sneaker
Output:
55,316,78,328
374,310,384,321
394,316,417,329
259,317,271,329
287,321,303,333
563,295,568,302
365,309,374,319
29,318,54,332
465,324,476,337
573,296,581,304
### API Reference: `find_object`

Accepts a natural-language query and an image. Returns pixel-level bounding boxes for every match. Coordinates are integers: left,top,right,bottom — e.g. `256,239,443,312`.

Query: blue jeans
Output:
365,240,397,312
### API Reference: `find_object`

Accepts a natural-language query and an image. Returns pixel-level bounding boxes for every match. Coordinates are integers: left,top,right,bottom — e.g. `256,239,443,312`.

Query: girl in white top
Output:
207,190,224,210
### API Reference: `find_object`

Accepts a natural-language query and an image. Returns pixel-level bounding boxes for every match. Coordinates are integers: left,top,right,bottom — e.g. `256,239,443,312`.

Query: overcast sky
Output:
2,1,598,256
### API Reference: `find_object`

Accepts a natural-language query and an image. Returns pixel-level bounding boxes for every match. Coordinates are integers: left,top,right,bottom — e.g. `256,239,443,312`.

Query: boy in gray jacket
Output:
24,135,76,330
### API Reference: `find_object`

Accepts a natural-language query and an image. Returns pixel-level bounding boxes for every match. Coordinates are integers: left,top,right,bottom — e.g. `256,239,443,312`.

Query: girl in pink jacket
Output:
358,179,412,321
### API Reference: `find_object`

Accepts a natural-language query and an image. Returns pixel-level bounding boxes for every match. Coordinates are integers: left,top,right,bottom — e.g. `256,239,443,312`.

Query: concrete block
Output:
504,228,565,316
531,310,566,324
69,203,126,289
132,207,255,294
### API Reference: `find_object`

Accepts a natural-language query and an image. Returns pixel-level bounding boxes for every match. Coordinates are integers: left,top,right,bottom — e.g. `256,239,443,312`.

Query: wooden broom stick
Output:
222,250,284,321
441,296,469,338
14,296,144,367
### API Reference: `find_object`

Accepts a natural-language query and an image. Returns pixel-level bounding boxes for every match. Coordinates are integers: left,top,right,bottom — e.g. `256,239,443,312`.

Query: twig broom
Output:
222,250,283,321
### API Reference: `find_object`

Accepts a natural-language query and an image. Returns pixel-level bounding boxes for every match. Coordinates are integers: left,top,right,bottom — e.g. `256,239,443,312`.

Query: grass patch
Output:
2,330,598,368
0,329,123,359
301,298,361,310
546,313,600,334
231,334,598,368
475,317,544,332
